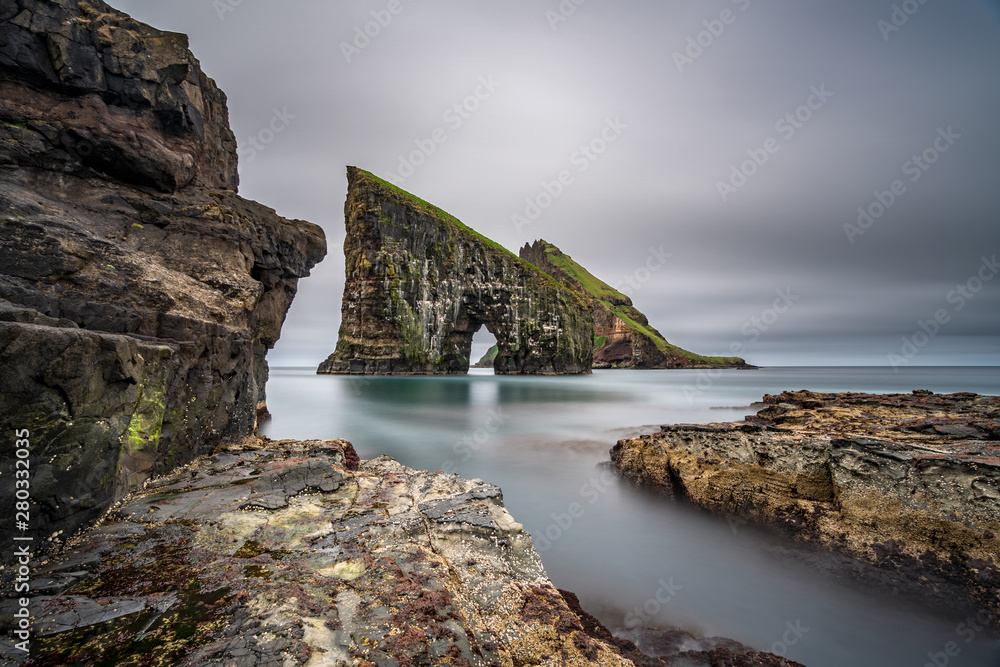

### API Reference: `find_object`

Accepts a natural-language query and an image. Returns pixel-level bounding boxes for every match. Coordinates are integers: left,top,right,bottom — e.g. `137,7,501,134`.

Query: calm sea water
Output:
261,367,1000,667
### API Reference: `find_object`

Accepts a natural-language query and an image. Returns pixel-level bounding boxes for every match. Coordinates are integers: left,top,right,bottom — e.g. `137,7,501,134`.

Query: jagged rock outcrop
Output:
520,241,748,369
319,169,593,375
0,0,326,559
610,391,1000,625
0,0,236,192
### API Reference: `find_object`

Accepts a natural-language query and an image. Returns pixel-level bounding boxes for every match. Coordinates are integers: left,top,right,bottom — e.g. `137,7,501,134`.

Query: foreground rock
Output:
0,440,801,666
0,439,646,666
518,241,749,370
611,390,1000,625
0,0,326,556
319,168,594,376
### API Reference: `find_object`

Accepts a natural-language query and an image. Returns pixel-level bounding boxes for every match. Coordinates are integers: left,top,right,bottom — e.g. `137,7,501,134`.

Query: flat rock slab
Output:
0,438,641,666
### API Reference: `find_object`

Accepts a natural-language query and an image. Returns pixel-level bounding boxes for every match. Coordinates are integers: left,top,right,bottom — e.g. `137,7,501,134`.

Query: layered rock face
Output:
0,0,326,557
0,0,236,192
319,169,593,375
611,391,1000,624
519,241,748,369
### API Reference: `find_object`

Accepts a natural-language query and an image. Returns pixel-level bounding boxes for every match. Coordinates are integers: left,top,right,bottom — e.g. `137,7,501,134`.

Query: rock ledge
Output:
611,390,1000,624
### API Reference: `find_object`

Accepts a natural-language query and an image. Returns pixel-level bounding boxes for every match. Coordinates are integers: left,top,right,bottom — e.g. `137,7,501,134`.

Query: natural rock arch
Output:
318,168,593,375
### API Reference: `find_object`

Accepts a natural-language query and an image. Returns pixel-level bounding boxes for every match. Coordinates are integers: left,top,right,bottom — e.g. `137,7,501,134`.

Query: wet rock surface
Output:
0,439,645,666
0,0,326,557
611,390,1000,625
319,168,594,376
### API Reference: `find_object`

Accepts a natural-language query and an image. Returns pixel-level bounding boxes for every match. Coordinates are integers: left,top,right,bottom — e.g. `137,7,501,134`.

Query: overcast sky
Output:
114,0,1000,367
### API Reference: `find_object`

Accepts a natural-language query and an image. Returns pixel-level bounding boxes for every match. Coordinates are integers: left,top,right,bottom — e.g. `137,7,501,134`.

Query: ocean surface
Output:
261,366,1000,667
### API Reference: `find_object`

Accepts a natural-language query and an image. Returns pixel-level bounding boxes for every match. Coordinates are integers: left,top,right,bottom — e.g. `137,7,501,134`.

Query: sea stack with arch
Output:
318,167,594,375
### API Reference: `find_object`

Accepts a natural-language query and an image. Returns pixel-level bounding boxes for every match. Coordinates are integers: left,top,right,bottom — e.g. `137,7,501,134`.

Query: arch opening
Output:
470,325,499,373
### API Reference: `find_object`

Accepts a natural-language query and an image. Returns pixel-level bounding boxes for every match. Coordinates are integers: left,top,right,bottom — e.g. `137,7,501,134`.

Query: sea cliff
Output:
319,169,594,376
519,241,748,370
0,0,325,559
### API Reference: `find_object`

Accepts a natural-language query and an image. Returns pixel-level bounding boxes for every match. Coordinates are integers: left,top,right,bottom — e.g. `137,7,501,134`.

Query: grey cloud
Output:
113,0,1000,367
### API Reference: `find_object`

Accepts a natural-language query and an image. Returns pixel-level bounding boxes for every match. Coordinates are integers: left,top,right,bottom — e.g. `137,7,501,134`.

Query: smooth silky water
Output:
261,367,1000,666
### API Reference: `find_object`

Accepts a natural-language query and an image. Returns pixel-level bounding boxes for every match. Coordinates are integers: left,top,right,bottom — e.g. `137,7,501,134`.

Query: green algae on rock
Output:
318,168,594,375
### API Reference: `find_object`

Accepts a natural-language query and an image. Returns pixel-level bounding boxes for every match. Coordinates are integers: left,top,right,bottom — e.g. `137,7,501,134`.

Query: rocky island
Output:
320,173,748,376
611,391,1000,626
319,169,594,376
518,241,748,370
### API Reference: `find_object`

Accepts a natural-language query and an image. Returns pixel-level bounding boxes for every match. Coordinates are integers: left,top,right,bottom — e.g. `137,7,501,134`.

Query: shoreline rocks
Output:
0,439,634,666
0,439,801,666
610,390,1000,626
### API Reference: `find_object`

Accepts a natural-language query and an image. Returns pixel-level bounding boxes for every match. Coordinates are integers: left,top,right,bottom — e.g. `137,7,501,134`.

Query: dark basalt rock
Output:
557,590,803,667
318,168,594,375
0,0,237,192
0,0,326,562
